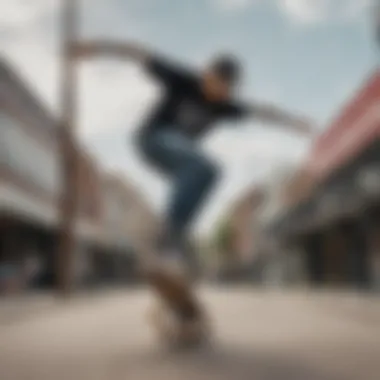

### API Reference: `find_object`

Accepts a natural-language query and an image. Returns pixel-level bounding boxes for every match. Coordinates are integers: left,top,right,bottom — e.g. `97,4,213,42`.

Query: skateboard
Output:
148,298,209,348
144,258,210,348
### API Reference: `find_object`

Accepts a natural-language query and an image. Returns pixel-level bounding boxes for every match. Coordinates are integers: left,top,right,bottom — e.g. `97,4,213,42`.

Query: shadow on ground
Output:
113,345,339,380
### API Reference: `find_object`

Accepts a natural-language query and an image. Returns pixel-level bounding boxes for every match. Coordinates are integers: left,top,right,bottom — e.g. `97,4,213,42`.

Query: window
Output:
0,111,61,194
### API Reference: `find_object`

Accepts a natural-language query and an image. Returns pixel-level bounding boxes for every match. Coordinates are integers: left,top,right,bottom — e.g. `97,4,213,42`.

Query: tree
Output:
213,218,236,265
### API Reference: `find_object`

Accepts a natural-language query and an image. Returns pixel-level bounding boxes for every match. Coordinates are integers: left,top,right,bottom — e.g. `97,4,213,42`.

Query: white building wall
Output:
259,164,297,228
0,111,60,195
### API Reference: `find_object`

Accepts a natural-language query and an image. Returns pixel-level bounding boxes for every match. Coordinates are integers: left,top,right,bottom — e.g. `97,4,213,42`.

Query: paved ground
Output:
0,292,57,325
0,287,379,380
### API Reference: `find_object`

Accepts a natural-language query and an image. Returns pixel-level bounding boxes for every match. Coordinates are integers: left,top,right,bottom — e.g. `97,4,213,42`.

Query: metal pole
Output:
373,0,380,50
57,0,79,296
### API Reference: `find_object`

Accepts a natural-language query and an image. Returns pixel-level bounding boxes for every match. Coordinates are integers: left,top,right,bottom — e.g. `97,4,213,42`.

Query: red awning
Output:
306,70,380,181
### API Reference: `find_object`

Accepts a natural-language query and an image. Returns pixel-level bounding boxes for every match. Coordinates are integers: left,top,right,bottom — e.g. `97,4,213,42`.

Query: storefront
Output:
269,70,380,290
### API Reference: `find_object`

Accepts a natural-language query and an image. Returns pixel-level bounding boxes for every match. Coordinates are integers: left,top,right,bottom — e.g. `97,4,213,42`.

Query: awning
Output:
308,103,380,181
306,71,380,182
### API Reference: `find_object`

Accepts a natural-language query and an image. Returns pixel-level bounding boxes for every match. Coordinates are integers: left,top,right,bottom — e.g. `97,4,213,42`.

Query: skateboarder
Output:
71,40,314,328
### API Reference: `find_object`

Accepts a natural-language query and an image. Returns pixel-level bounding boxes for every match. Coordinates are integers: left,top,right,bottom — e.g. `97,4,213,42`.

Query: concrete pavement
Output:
0,287,379,380
0,292,57,325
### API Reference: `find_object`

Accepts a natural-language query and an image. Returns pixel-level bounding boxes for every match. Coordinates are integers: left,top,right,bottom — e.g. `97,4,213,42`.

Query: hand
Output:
68,42,101,60
293,118,317,137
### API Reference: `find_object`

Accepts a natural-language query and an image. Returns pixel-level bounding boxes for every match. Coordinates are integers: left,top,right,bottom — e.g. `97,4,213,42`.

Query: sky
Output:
0,0,378,235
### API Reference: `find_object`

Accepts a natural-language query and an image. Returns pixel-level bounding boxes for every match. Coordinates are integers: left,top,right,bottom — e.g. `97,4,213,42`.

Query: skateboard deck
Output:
148,298,209,348
138,234,209,347
145,263,210,347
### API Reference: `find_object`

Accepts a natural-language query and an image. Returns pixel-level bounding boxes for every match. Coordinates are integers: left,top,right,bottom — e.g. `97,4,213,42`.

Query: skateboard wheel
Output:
149,301,209,349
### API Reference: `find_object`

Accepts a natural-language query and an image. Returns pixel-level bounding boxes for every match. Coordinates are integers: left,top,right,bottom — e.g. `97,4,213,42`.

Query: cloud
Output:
0,0,56,30
211,0,258,12
279,0,372,25
280,0,324,24
210,0,371,24
78,63,157,137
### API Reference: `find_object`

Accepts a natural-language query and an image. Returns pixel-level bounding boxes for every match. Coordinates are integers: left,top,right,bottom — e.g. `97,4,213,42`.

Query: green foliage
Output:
214,218,233,257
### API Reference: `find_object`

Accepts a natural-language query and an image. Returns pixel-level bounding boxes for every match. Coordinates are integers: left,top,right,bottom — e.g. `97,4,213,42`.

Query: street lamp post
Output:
56,0,79,296
374,0,380,48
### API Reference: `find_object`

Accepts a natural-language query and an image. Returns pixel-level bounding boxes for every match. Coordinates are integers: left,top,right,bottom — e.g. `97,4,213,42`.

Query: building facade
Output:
92,173,160,283
0,58,156,293
228,187,265,263
268,69,380,291
101,173,159,251
0,58,108,292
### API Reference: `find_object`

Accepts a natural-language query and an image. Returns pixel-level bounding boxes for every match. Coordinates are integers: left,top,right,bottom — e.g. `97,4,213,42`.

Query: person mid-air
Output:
71,40,315,270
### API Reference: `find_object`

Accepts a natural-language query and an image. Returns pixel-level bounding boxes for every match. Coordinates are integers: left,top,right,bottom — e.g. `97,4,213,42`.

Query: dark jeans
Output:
138,129,219,249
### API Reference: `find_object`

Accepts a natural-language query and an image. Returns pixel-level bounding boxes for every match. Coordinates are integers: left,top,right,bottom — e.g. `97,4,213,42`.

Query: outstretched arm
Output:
69,40,193,87
69,40,151,64
249,102,316,137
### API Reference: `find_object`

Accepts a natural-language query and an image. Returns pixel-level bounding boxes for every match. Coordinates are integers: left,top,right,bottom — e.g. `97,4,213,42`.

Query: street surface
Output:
0,287,379,380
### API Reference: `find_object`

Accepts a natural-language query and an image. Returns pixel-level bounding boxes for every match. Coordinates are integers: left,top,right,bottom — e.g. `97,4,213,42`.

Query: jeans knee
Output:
195,158,219,186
